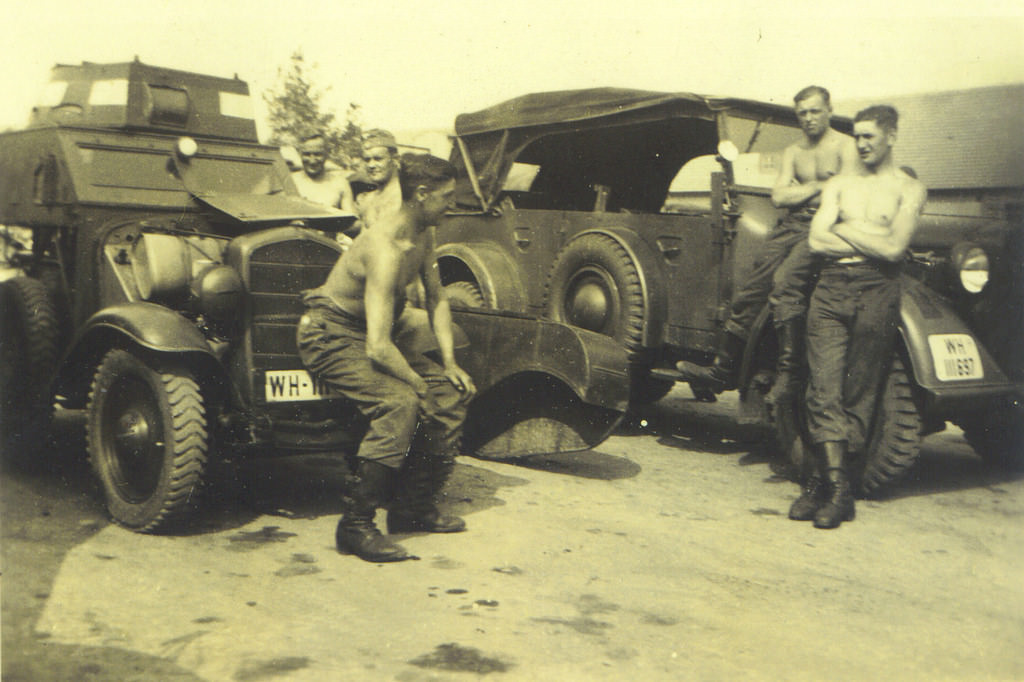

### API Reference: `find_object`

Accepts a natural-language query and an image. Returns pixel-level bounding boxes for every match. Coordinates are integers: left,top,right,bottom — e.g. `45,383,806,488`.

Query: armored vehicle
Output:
0,62,629,532
433,87,1023,494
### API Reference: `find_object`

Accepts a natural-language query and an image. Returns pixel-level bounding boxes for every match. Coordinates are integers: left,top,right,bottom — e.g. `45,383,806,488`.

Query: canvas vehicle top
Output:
0,63,630,533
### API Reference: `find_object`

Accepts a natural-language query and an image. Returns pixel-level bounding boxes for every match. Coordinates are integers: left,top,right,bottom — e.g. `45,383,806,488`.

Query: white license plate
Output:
928,334,984,381
264,370,339,402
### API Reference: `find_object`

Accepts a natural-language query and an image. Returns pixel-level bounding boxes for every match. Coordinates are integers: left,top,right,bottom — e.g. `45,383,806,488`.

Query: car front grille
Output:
243,233,339,370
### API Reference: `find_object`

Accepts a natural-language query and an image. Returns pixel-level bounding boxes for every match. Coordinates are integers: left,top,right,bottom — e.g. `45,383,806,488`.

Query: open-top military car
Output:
433,88,1023,494
0,62,629,532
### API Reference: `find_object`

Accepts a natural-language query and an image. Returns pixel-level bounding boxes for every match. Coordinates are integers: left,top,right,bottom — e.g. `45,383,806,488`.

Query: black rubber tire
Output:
445,280,487,309
630,374,675,405
0,277,59,459
958,400,1024,470
33,264,71,340
86,349,208,532
774,354,923,496
856,356,924,496
545,233,645,356
545,233,660,404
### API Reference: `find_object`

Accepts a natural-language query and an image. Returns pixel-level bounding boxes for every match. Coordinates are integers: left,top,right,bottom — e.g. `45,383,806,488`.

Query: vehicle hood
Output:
195,193,357,232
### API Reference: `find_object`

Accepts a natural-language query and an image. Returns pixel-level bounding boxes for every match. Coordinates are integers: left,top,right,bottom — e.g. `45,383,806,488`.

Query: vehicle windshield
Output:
721,112,803,155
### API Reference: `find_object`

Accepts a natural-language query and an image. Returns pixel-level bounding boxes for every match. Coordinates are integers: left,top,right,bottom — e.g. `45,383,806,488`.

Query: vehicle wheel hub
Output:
102,379,164,501
564,265,619,334
114,408,153,453
567,280,609,330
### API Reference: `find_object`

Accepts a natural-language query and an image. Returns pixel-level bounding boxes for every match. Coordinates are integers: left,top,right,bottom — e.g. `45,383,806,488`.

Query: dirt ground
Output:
3,388,1023,681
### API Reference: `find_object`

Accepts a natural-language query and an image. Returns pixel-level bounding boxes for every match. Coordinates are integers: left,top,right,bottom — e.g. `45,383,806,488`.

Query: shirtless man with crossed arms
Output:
791,105,927,529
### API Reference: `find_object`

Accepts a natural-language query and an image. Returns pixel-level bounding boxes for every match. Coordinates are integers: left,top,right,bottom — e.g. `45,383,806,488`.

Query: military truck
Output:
0,62,629,532
432,88,1023,494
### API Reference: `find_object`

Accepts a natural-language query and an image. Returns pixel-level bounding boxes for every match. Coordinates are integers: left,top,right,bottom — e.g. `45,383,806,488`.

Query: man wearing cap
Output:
354,129,404,229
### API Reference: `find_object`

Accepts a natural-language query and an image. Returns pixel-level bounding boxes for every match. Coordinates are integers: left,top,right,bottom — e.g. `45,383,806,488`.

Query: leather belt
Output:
833,255,869,265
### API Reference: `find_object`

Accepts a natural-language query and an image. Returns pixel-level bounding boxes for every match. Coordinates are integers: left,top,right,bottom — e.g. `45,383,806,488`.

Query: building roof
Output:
838,84,1024,190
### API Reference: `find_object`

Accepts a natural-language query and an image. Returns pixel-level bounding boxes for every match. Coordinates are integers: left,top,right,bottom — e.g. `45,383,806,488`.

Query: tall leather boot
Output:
675,331,745,393
336,461,412,562
788,446,826,521
765,319,805,413
388,452,466,534
813,441,856,529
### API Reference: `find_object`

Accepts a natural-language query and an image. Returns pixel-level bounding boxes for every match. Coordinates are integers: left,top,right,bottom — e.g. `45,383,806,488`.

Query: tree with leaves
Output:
263,50,363,169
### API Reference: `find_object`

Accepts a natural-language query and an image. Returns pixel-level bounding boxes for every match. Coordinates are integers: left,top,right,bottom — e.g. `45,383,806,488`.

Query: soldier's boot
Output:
336,461,412,562
788,460,828,521
813,441,856,529
788,444,827,520
388,453,466,534
765,319,805,414
675,331,745,394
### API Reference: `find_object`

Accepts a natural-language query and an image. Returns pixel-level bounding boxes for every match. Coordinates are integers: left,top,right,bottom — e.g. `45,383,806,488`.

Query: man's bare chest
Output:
839,180,903,226
794,146,842,183
395,242,428,288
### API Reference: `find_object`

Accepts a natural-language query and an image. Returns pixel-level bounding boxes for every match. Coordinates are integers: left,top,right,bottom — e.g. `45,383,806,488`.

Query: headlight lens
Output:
176,136,198,159
194,265,244,323
954,245,990,294
132,233,190,300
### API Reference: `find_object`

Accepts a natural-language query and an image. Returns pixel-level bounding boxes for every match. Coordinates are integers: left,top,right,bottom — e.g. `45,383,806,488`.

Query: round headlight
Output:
132,233,190,300
176,136,198,159
194,265,244,322
954,245,990,294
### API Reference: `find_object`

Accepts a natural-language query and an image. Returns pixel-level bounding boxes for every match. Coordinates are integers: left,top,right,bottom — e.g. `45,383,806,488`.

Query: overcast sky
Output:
3,0,1022,138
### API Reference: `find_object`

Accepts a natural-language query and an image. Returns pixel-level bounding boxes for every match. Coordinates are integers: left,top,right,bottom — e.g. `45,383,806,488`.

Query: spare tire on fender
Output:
544,233,645,357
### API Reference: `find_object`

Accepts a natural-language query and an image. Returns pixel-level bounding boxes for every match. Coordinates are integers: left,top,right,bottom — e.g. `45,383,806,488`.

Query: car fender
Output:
453,308,629,458
54,302,221,407
568,227,667,349
899,277,1014,407
435,241,528,310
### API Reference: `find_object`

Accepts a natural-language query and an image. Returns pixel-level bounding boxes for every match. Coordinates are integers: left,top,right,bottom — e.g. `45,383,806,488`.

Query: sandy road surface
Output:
3,388,1023,681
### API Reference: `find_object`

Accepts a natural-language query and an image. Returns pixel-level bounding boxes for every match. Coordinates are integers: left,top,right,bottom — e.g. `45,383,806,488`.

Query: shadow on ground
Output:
498,449,642,480
1,422,204,681
623,387,1024,500
877,430,1024,501
620,390,771,458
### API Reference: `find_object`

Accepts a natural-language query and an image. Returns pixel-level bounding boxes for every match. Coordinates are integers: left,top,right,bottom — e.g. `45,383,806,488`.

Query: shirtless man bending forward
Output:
297,153,476,562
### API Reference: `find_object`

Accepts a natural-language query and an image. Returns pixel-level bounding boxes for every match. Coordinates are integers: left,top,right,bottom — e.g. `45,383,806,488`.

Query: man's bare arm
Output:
771,145,824,208
834,181,927,262
808,178,858,256
421,229,457,368
337,177,357,214
363,246,428,394
837,136,861,176
421,227,475,395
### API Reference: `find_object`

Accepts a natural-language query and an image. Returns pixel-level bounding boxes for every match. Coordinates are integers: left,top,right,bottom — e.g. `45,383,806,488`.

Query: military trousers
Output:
724,212,818,340
297,292,470,469
805,260,902,453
